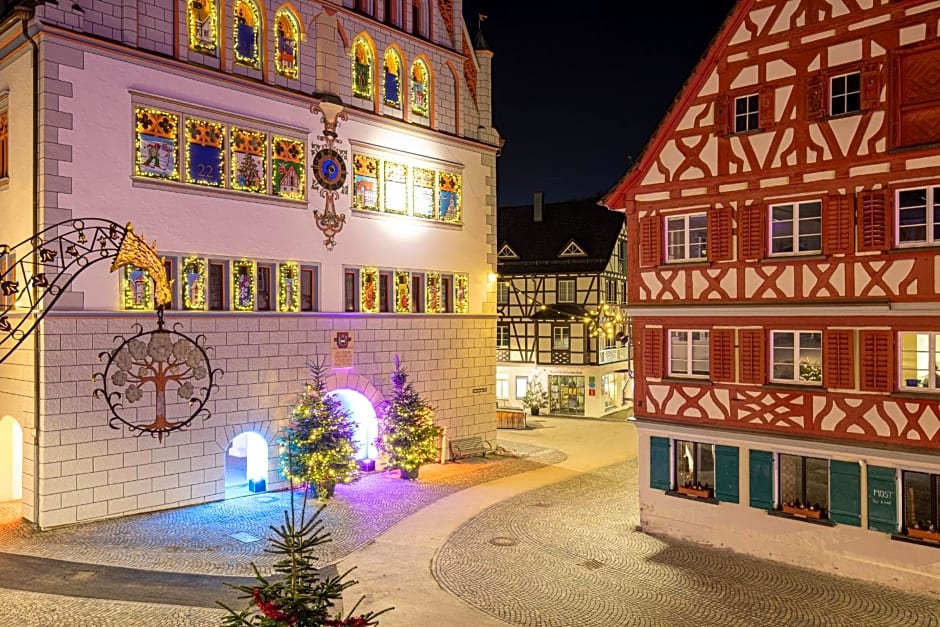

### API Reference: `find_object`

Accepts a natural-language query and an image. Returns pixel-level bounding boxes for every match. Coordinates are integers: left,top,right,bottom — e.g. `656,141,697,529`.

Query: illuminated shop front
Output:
549,375,585,416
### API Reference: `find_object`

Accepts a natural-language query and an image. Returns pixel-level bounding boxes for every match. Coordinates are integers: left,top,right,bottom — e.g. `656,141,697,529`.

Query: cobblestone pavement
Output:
433,460,940,627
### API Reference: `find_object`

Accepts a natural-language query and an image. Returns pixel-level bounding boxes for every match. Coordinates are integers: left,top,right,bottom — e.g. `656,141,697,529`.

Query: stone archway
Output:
324,372,386,466
0,416,23,502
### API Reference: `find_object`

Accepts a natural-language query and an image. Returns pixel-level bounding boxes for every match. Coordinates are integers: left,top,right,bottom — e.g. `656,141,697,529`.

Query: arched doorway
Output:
225,431,268,498
327,389,378,463
0,416,22,502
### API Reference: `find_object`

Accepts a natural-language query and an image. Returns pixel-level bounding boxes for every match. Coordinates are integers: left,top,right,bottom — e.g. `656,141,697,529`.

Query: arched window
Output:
410,57,430,117
383,0,399,26
352,36,374,100
233,0,262,68
411,0,429,38
188,0,219,53
383,48,403,109
274,8,300,78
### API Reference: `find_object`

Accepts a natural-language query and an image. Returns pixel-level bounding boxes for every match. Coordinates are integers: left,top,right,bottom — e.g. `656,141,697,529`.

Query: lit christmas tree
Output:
280,359,359,500
237,153,262,189
376,355,443,479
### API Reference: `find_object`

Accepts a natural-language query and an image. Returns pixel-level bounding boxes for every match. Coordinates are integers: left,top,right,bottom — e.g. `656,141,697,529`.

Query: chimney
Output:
534,192,544,223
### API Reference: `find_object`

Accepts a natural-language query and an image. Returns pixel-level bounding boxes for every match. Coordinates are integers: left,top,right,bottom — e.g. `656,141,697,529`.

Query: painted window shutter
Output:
739,328,765,385
710,329,735,382
829,460,861,527
758,85,775,129
714,95,730,136
823,329,854,389
639,216,661,267
715,445,740,503
749,449,774,510
807,73,826,120
738,205,765,261
649,436,670,490
858,190,890,252
823,193,853,255
707,206,733,261
861,63,881,110
859,329,893,392
642,326,664,379
867,465,898,533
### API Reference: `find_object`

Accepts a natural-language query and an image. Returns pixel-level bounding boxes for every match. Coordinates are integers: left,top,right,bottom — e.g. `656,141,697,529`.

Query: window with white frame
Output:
515,376,528,399
770,200,822,255
897,186,940,246
669,330,710,377
666,213,707,262
496,374,509,400
557,279,575,303
496,324,510,349
734,93,759,133
497,281,509,304
899,332,940,390
553,326,570,350
771,331,822,383
830,72,861,116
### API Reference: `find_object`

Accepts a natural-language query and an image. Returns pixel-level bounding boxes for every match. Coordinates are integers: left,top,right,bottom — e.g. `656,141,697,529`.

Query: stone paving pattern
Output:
433,460,940,627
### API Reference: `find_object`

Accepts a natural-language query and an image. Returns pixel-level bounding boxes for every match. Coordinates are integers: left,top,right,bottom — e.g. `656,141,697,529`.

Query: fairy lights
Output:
182,256,207,310
278,262,300,312
122,265,153,310
232,259,256,311
394,270,411,313
360,267,379,313
187,0,218,54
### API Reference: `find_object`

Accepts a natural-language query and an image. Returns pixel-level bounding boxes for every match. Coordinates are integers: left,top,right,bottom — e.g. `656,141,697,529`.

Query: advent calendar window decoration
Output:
123,265,153,310
278,262,300,312
135,107,179,181
234,0,262,68
185,118,225,187
352,36,374,100
383,161,408,214
411,58,430,118
188,0,219,54
274,8,300,79
412,167,435,218
272,136,305,199
438,172,461,222
394,270,411,313
360,267,379,313
232,259,256,311
182,256,207,310
231,127,266,193
454,273,469,314
426,271,441,313
353,154,380,210
383,48,403,108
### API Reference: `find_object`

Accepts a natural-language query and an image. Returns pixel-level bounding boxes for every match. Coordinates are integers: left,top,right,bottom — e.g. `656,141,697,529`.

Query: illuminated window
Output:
496,374,509,400
352,36,374,100
675,440,714,491
233,0,262,68
188,0,218,54
274,9,300,79
770,200,821,255
497,281,509,305
897,186,940,246
496,324,509,349
780,454,829,517
902,471,939,537
899,332,940,390
411,58,431,117
553,326,570,350
771,331,822,383
557,279,575,303
666,213,707,262
383,48,403,108
669,330,709,377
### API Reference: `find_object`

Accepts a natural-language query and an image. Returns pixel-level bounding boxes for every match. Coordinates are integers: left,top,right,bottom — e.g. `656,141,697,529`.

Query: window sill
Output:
890,244,940,253
665,490,720,505
663,377,711,385
760,253,826,263
762,382,825,392
892,531,940,548
659,260,711,269
351,208,463,229
891,390,940,401
768,509,835,527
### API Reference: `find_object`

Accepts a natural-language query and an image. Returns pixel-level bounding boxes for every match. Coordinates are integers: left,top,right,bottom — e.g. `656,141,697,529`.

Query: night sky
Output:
461,2,738,207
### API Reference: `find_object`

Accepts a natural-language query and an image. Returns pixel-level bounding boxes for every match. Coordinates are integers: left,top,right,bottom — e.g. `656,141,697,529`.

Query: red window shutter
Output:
739,329,766,385
710,329,735,382
758,85,775,130
824,330,854,389
858,190,890,252
807,73,826,120
859,330,893,392
639,216,662,267
738,205,766,261
714,95,730,136
642,326,664,379
823,193,854,255
707,206,733,261
861,63,881,110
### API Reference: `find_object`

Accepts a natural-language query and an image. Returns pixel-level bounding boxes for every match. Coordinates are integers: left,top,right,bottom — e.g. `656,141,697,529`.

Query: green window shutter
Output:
749,450,773,510
829,460,861,527
867,465,898,534
650,436,670,490
715,445,739,503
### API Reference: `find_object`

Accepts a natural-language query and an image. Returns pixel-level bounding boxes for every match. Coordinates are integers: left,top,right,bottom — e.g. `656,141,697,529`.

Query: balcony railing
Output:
599,346,630,365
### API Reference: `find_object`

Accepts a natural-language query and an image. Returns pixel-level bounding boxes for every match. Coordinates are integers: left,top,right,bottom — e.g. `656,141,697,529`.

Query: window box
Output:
781,503,824,519
907,527,940,543
678,485,713,499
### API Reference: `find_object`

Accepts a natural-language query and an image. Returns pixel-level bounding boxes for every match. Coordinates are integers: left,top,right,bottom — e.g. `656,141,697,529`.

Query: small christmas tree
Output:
376,356,443,479
280,359,359,500
219,489,391,626
522,378,548,414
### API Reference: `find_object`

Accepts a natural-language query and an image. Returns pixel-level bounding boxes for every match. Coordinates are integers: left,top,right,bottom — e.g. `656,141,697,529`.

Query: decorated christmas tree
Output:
280,359,359,500
219,490,391,626
376,356,443,479
522,378,549,414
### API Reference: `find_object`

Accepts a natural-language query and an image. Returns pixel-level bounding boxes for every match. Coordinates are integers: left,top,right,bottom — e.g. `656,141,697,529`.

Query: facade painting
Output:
438,171,460,222
411,58,430,118
233,0,262,68
383,48,402,108
274,9,300,78
272,136,304,199
188,0,218,54
182,257,207,311
412,167,435,218
352,36,374,100
230,127,266,193
353,153,379,210
135,107,179,180
185,118,225,187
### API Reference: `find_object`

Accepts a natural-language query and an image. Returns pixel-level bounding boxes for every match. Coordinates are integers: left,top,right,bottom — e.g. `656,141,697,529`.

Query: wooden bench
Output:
496,408,526,430
449,436,494,461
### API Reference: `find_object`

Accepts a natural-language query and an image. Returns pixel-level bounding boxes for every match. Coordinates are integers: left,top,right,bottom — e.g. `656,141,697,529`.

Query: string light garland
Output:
454,273,469,314
187,0,218,54
394,270,411,313
135,107,179,181
181,256,207,311
273,9,300,79
232,259,256,311
426,272,442,313
351,37,373,100
185,118,225,187
278,262,300,312
360,267,379,313
122,265,152,310
233,0,262,68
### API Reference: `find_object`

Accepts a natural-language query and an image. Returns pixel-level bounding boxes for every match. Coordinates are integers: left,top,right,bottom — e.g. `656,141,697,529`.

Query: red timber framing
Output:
603,0,940,452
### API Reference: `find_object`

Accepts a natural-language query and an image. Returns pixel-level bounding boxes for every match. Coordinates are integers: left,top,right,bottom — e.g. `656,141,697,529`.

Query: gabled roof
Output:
601,1,746,211
497,197,624,275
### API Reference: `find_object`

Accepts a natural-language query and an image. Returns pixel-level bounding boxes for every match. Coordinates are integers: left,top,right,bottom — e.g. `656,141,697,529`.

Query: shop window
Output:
515,376,528,399
669,330,709,378
549,375,585,416
344,270,358,312
411,274,424,312
495,374,509,400
552,326,570,350
675,440,715,492
300,267,316,311
771,331,822,383
208,261,226,310
897,186,940,246
256,264,273,311
557,279,575,303
830,71,861,116
902,471,939,537
899,332,940,390
496,324,509,349
779,454,829,517
666,213,707,262
770,200,822,255
734,93,759,133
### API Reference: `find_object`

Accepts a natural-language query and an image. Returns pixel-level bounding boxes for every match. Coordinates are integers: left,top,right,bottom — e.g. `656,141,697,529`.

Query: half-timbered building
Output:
604,0,940,594
497,195,630,418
